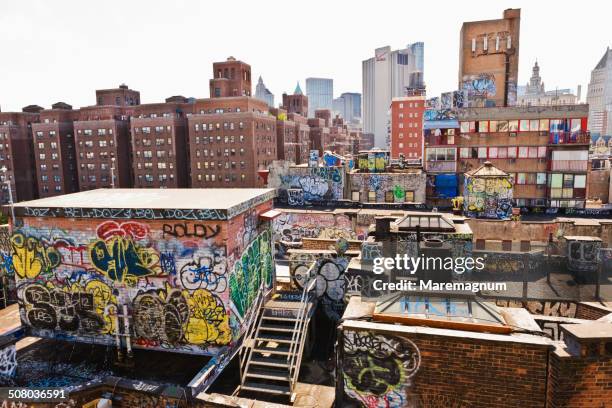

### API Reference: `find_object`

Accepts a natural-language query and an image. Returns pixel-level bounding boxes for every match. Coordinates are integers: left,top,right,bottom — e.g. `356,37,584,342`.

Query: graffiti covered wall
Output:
463,175,513,219
289,252,349,321
268,163,345,205
11,203,274,356
273,211,358,243
349,172,426,204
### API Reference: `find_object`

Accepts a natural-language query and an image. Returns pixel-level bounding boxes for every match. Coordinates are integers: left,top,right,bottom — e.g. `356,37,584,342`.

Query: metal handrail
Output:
239,280,268,385
287,263,317,395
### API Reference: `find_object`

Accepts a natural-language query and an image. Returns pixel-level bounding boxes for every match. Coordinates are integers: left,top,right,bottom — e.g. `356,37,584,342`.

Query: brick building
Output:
209,57,252,98
282,83,308,117
130,100,190,188
31,103,79,197
390,95,426,160
459,8,521,107
425,105,591,209
74,105,132,190
271,108,298,164
188,97,276,188
0,108,41,204
95,84,140,107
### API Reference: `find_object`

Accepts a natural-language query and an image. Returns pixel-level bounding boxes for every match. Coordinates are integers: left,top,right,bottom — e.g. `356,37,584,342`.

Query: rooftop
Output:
14,188,276,220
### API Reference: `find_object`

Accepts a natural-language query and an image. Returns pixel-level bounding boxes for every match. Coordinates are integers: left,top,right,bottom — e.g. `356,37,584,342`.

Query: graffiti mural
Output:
462,73,496,107
229,230,273,320
12,204,274,356
132,283,230,348
290,252,349,321
464,173,513,219
350,173,426,204
343,331,421,408
268,163,345,204
0,344,17,379
273,212,357,257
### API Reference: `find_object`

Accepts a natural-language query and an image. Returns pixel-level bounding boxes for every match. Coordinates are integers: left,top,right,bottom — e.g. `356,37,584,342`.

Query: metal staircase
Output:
238,272,316,402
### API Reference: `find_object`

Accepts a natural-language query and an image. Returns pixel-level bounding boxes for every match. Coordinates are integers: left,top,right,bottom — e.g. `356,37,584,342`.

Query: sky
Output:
1,0,611,112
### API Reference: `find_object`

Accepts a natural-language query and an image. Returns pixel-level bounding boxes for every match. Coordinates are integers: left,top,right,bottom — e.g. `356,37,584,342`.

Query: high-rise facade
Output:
390,95,425,160
587,47,612,137
333,92,361,123
306,78,333,117
362,42,425,148
459,8,521,108
0,108,40,204
32,103,80,198
255,76,274,107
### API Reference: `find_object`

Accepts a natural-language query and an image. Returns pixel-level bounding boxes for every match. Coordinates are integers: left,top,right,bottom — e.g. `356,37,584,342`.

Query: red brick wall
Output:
340,328,550,408
547,351,612,408
575,303,612,320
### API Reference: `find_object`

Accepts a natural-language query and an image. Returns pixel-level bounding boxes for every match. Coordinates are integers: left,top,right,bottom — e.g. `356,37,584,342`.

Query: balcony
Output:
549,160,588,172
425,161,456,172
548,132,590,145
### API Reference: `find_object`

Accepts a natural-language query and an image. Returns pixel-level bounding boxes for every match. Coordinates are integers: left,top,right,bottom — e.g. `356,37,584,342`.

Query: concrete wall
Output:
9,202,273,356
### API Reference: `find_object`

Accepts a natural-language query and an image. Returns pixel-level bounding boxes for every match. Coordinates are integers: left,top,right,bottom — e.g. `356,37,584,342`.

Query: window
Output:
460,147,470,158
519,120,530,132
99,140,107,147
508,120,519,132
478,147,487,158
537,173,547,185
489,147,498,158
142,127,151,134
517,146,528,158
97,129,107,136
539,119,550,131
507,147,517,158
368,191,376,202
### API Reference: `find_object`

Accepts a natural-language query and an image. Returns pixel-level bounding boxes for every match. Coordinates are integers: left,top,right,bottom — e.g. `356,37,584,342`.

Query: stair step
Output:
249,355,290,368
261,315,298,322
259,323,297,333
241,381,290,395
253,344,291,355
256,333,295,344
246,366,290,381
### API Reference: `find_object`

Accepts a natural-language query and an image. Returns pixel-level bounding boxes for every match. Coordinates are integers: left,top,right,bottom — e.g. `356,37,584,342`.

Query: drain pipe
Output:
122,304,133,359
113,309,123,362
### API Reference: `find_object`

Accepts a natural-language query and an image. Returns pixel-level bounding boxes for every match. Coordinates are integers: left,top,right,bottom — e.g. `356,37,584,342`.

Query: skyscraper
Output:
458,9,520,108
306,78,333,117
587,47,612,137
333,92,361,123
362,43,424,148
255,76,274,107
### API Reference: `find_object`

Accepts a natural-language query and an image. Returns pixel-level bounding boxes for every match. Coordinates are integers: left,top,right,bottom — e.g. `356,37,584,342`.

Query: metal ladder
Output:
238,266,316,401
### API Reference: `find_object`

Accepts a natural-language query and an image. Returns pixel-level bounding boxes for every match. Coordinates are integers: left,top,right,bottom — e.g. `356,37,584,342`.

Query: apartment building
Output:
425,105,590,209
390,95,426,160
31,103,79,197
187,97,276,187
130,99,190,188
74,105,132,190
0,108,41,203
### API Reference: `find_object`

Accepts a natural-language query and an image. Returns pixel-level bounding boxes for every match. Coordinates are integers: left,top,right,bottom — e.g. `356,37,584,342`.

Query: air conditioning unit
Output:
538,158,547,163
537,185,545,190
509,158,516,163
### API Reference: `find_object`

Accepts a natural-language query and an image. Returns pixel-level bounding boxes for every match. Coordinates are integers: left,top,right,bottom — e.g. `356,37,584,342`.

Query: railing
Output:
549,160,588,172
287,264,317,397
239,280,269,386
